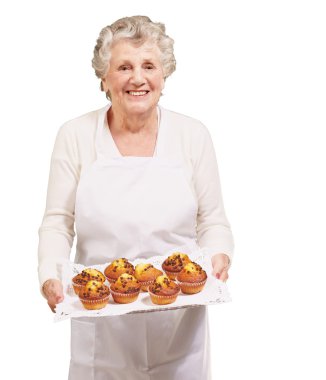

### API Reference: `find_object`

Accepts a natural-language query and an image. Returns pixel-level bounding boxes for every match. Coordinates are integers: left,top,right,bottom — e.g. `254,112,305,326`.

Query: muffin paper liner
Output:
79,295,110,304
72,282,85,296
79,295,110,310
177,279,207,294
148,289,180,305
138,279,154,291
55,247,231,322
110,289,140,303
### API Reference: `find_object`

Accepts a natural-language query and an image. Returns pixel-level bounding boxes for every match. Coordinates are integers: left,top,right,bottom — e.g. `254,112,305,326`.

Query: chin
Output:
125,102,157,116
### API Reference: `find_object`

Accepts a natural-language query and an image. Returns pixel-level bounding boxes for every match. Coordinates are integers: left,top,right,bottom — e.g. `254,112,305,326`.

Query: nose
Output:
130,67,145,86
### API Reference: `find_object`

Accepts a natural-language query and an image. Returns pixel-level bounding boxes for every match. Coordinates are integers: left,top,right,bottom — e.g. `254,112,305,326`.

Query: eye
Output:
119,65,131,71
144,63,154,70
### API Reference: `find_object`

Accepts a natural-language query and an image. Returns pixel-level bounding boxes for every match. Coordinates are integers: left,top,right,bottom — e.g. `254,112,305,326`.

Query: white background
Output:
1,0,325,379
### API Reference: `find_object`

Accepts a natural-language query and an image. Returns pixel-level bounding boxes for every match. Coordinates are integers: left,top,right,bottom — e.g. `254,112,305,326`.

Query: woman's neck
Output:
107,107,158,135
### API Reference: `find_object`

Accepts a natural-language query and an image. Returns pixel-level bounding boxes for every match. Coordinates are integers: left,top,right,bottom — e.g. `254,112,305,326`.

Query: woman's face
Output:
102,40,165,118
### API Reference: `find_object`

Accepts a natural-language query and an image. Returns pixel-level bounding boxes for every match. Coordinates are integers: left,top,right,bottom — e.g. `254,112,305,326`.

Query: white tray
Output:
54,249,231,322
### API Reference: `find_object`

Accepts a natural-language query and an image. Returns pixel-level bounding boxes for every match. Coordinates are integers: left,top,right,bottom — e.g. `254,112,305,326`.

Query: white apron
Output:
68,105,211,380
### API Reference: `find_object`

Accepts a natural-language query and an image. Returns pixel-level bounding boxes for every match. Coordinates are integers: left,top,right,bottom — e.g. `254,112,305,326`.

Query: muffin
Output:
134,263,163,291
162,253,191,280
110,273,141,304
176,262,207,294
148,275,180,305
104,258,135,283
78,280,110,310
72,268,106,295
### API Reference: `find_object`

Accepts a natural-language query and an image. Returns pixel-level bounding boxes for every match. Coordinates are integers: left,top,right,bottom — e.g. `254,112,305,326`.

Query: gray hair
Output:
92,16,176,92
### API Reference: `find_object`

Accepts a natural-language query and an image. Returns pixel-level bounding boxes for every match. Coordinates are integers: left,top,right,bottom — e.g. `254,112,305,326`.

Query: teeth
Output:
128,91,147,96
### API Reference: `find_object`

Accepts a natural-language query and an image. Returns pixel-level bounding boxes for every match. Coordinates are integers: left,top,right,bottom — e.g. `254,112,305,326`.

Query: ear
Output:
161,77,165,91
101,78,109,93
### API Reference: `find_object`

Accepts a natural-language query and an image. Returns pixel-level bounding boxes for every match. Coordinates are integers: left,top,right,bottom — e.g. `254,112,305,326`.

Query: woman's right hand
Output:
42,279,64,312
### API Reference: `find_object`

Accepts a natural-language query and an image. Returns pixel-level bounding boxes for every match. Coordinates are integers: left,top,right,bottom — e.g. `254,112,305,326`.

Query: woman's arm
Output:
38,123,80,305
192,123,234,280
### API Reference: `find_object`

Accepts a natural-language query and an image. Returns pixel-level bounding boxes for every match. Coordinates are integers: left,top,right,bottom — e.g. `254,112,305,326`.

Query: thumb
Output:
43,279,64,311
215,266,229,282
211,254,230,282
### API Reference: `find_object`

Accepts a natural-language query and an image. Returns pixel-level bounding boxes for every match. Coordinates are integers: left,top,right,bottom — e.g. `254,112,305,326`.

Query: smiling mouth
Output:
127,91,149,96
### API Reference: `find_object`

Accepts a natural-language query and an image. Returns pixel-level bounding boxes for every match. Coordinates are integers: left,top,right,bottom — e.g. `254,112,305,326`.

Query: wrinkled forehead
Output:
111,37,159,50
110,39,162,60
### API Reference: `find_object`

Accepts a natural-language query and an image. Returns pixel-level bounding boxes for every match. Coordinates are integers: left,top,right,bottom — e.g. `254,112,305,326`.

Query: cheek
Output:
153,75,165,92
104,74,127,94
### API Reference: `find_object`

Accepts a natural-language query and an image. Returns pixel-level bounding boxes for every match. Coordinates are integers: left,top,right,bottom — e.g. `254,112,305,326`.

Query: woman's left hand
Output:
211,253,230,282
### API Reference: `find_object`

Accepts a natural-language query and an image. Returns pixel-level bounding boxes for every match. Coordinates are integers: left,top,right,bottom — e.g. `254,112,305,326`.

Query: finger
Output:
213,262,229,277
47,293,64,313
44,281,63,298
47,301,61,313
43,281,64,312
211,254,230,269
47,291,64,305
48,293,64,304
219,268,229,282
48,301,56,313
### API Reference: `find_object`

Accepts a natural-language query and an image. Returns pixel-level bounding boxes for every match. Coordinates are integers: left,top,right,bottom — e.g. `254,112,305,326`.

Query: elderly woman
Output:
39,16,233,379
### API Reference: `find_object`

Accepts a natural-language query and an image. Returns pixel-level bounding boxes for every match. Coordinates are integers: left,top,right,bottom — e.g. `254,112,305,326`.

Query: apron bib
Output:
68,105,211,380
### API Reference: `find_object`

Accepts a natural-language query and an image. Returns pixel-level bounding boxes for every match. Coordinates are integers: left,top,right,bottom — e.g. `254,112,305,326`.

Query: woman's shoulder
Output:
57,107,101,137
160,106,211,141
160,107,205,128
52,106,105,159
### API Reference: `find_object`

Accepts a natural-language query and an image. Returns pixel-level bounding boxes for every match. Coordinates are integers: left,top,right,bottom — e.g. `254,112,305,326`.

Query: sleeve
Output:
192,124,234,262
38,123,80,292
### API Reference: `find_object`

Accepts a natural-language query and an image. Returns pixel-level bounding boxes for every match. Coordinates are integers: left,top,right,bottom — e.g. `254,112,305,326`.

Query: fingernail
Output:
216,273,220,279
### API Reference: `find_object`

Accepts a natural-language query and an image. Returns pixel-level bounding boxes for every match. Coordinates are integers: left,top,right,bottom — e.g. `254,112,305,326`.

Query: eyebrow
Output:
116,58,156,63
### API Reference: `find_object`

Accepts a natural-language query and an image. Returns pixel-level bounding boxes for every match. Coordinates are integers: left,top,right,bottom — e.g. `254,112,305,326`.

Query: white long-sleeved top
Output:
38,105,234,288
